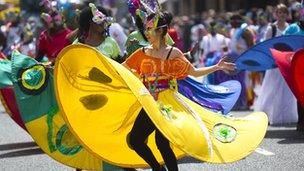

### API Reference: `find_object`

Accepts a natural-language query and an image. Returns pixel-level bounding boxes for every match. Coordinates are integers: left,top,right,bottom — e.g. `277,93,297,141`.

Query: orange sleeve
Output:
125,49,142,72
164,56,191,79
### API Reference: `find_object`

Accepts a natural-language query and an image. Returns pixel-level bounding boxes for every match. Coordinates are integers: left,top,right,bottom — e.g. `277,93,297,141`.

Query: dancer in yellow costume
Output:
124,12,244,171
55,11,268,171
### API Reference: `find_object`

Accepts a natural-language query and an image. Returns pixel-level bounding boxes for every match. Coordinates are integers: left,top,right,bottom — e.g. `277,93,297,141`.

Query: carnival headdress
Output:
127,0,162,28
89,3,112,25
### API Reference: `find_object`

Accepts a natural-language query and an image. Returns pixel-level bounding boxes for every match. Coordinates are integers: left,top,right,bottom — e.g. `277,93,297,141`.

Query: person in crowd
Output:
18,23,36,57
5,11,22,57
254,3,298,125
35,9,71,63
200,21,227,62
255,11,270,43
199,21,229,84
74,3,122,62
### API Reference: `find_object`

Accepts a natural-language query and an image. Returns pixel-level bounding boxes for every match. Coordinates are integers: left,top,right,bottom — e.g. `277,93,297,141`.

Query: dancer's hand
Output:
216,57,236,71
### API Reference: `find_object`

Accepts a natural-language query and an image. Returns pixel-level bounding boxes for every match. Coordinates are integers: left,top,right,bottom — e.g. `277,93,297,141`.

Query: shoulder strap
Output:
166,47,174,60
142,47,145,53
271,24,277,38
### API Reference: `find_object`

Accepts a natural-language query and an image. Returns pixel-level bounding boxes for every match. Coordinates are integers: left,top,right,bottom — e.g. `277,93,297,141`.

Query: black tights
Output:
298,101,304,125
128,109,178,171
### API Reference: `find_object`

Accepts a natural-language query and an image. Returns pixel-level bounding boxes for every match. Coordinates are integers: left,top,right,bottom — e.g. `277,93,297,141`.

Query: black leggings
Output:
128,109,178,171
298,101,304,125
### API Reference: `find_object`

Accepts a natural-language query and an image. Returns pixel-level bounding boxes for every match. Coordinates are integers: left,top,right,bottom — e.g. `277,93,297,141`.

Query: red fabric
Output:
291,49,304,107
38,28,71,61
0,55,26,130
168,28,183,50
271,49,295,92
0,52,6,59
272,48,304,107
0,88,26,130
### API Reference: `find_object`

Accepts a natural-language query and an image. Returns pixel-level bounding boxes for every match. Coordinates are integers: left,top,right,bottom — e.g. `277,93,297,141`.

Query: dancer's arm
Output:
188,58,235,77
170,47,236,78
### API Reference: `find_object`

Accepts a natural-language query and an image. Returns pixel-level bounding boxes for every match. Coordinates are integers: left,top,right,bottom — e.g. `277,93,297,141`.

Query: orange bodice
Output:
125,48,191,79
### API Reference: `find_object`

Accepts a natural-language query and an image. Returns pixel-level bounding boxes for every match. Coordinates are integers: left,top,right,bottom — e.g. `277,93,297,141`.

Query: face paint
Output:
145,25,167,36
146,14,159,29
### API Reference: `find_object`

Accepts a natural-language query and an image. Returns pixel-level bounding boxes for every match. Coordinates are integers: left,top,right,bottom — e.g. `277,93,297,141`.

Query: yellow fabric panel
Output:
25,113,102,170
55,44,268,167
158,90,268,163
110,59,212,159
55,45,185,167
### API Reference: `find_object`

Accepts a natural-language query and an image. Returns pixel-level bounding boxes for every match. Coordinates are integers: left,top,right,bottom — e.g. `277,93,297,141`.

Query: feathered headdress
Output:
127,0,141,17
89,3,112,25
142,0,161,14
127,0,162,28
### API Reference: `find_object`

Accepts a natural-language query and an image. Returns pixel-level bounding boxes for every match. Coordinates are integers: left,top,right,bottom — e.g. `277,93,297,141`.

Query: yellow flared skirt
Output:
55,44,268,167
25,111,103,170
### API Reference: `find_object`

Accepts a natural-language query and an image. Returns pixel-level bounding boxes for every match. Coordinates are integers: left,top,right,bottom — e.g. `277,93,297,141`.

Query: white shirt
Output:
263,22,289,40
200,34,226,58
109,23,127,56
191,24,205,45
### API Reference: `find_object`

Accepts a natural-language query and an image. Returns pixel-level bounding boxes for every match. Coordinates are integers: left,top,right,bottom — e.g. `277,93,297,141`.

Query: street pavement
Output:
1,104,304,171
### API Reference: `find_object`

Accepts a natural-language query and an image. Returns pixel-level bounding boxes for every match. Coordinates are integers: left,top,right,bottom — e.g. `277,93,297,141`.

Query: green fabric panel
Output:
126,31,150,47
55,124,83,155
96,37,121,59
0,59,13,88
125,31,149,56
11,51,58,123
